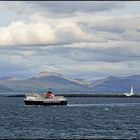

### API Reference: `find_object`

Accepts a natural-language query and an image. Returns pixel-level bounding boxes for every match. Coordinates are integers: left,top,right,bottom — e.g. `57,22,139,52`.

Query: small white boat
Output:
124,86,135,96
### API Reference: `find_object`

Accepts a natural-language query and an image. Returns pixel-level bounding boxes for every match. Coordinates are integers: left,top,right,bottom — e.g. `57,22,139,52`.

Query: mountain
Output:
0,71,140,94
32,71,62,78
75,78,92,85
90,75,140,93
0,84,14,92
0,71,90,93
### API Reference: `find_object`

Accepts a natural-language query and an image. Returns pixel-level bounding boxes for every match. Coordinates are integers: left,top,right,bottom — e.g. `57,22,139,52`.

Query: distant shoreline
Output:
3,93,140,98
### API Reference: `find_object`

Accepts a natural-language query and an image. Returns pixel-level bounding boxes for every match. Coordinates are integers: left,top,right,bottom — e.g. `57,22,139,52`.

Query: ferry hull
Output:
24,100,67,106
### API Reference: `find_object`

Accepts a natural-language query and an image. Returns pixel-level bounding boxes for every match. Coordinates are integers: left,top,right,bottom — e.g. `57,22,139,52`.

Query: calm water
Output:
0,97,140,139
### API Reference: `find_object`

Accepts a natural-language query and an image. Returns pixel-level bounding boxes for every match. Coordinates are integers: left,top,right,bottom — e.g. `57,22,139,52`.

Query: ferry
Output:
24,89,67,106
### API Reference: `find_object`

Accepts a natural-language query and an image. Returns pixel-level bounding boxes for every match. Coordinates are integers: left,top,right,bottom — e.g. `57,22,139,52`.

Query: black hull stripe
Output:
24,101,67,106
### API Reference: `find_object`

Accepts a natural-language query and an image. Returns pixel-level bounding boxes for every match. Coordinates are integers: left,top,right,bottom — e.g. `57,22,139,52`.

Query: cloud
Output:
35,1,125,14
0,42,140,80
0,12,139,76
78,15,140,41
0,1,140,79
0,15,140,46
39,40,140,63
0,21,55,46
2,1,125,16
55,60,140,80
0,18,104,46
0,21,77,46
0,15,140,65
0,53,49,78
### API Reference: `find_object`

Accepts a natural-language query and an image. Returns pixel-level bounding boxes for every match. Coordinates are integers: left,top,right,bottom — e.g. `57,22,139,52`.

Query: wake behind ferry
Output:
24,89,67,106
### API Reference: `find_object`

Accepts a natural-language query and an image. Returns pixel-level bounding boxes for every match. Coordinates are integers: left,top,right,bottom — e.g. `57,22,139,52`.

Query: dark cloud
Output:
79,22,125,34
34,1,124,13
43,42,140,63
3,1,125,16
1,40,140,63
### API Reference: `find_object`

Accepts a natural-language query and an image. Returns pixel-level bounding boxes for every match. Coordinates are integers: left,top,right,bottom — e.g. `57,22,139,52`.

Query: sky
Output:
0,1,140,80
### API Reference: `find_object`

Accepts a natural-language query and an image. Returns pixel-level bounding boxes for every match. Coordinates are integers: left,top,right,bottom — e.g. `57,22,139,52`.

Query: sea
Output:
0,96,140,139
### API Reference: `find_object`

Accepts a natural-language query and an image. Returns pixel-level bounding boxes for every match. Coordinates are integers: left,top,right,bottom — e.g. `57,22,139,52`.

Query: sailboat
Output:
124,86,135,96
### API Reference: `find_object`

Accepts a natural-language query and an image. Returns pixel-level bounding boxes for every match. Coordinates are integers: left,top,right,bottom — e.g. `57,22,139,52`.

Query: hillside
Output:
0,84,14,92
0,71,90,93
0,71,140,94
90,75,140,93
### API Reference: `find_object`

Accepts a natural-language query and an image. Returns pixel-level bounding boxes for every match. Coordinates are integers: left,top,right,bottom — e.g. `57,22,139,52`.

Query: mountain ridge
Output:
0,71,140,94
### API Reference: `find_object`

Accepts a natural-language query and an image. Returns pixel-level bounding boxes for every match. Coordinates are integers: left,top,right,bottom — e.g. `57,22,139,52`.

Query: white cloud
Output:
0,14,140,46
0,17,104,46
0,1,140,79
0,21,55,46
